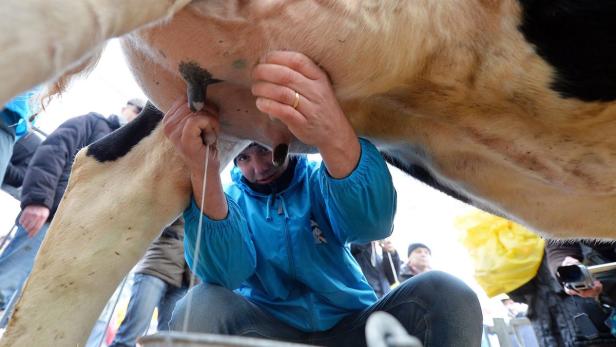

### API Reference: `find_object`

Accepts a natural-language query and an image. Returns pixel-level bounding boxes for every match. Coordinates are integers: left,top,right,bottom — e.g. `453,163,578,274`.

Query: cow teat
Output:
178,61,222,112
273,143,289,167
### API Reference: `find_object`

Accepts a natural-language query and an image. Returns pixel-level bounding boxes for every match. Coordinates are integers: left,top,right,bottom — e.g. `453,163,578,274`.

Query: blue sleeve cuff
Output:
319,138,383,187
184,195,238,232
318,138,397,243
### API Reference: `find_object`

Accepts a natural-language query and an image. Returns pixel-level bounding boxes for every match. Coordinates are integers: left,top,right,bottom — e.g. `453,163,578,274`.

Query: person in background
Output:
351,239,401,297
0,89,39,183
1,131,42,200
546,240,616,303
0,99,144,323
498,294,527,319
399,243,432,282
104,219,189,347
545,240,616,340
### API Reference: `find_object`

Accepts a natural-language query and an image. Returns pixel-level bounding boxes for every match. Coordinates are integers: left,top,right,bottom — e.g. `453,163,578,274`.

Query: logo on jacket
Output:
311,220,327,244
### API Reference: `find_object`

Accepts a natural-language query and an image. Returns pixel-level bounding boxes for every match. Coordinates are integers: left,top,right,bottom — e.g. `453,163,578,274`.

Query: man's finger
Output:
167,98,186,117
163,102,191,132
183,115,219,146
25,216,43,237
18,213,27,227
251,64,316,102
255,97,306,130
252,82,306,111
20,215,34,232
167,111,195,145
27,225,38,238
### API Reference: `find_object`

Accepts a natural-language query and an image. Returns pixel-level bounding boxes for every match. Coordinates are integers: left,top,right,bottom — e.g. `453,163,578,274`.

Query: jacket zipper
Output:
307,292,316,330
281,197,296,281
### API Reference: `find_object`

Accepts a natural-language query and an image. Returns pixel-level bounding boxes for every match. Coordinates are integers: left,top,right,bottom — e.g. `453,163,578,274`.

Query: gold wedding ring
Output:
292,91,300,109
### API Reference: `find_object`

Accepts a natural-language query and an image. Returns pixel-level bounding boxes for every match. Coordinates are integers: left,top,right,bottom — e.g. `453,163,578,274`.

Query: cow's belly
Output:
118,0,616,238
122,1,403,151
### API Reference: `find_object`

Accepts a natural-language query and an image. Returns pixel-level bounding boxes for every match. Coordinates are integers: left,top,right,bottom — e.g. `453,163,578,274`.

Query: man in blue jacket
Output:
165,51,482,346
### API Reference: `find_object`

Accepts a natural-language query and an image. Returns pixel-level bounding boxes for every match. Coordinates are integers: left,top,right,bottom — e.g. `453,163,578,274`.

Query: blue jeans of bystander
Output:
0,223,49,329
0,223,49,310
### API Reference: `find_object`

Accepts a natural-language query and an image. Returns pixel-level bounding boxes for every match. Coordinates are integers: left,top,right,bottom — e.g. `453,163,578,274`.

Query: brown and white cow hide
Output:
2,0,616,346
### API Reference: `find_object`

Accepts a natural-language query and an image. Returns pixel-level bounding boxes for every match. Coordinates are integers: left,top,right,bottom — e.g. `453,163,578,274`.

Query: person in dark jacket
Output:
1,132,42,200
546,240,616,304
0,99,143,315
508,249,616,346
544,240,616,341
351,240,401,297
105,218,189,347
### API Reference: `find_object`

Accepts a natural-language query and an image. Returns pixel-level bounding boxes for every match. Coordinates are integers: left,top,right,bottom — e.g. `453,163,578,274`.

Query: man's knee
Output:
416,271,481,318
170,284,247,333
398,271,481,316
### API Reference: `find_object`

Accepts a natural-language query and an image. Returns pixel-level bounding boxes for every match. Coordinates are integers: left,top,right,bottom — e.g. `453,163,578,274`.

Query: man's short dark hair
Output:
233,142,269,165
407,243,431,257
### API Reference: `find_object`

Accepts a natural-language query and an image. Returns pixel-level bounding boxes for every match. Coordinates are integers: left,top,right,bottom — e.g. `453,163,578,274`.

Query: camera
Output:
556,264,594,291
556,261,616,292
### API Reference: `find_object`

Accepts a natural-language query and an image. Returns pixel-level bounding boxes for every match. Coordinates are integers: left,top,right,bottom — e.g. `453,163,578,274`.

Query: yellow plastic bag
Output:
456,210,544,297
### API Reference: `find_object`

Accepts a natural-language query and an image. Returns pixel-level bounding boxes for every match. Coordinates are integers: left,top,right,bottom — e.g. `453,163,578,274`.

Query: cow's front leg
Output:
0,105,194,347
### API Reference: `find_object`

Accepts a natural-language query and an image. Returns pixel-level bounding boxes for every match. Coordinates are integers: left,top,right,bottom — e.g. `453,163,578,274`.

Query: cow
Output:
1,1,616,346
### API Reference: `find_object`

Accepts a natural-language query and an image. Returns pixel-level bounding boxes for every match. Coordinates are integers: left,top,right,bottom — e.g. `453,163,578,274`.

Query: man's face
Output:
236,145,288,185
121,105,141,123
408,247,431,268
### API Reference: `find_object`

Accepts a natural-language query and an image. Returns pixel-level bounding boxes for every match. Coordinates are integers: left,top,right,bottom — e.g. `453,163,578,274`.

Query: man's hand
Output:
163,98,228,220
251,51,360,178
163,98,221,175
562,256,582,266
561,256,603,298
381,239,396,253
566,280,603,299
19,205,50,237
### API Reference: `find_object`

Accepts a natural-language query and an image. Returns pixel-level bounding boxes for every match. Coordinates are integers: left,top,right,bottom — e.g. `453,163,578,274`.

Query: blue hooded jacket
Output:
1,89,40,139
183,138,397,332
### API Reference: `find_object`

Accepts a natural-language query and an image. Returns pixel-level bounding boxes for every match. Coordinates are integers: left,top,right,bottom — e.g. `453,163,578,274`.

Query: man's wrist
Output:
318,130,361,178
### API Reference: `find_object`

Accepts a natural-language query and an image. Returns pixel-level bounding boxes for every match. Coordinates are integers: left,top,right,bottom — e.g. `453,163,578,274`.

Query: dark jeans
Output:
170,271,482,347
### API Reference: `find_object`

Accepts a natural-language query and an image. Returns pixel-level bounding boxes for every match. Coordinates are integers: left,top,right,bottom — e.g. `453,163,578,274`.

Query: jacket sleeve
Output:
318,138,397,244
3,162,24,187
20,117,88,210
545,240,583,275
382,250,401,285
183,196,257,290
3,133,40,187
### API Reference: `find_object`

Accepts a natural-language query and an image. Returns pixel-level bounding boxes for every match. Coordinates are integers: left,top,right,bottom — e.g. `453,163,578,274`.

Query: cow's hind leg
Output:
0,104,192,346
